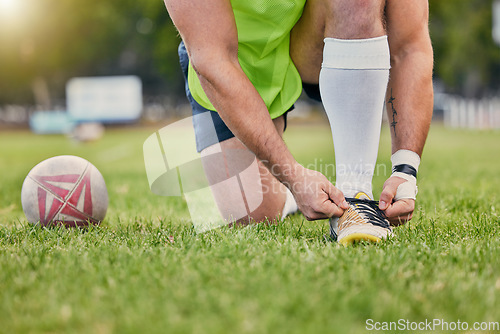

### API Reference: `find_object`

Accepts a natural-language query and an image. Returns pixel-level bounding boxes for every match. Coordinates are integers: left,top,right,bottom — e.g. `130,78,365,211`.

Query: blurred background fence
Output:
442,95,500,129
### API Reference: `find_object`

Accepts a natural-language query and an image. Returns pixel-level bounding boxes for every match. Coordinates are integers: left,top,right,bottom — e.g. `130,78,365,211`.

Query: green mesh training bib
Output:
187,0,305,119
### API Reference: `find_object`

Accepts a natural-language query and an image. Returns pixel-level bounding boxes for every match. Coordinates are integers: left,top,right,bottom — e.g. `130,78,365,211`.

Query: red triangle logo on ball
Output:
33,171,93,224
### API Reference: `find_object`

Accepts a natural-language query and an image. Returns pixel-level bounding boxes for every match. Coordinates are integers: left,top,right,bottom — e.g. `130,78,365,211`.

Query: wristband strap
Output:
391,149,420,173
390,150,420,201
392,164,417,178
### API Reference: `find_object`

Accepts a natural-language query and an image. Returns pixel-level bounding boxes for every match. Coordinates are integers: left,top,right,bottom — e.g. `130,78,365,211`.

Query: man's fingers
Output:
379,184,396,210
302,205,340,221
325,183,349,210
384,199,413,217
379,175,416,225
384,199,414,225
379,176,406,210
290,168,347,220
299,188,345,220
321,199,345,219
319,183,347,219
302,196,345,221
378,182,398,210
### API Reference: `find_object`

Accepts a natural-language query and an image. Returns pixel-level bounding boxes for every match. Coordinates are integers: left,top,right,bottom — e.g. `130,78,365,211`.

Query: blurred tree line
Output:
0,0,500,106
0,0,182,106
430,0,500,97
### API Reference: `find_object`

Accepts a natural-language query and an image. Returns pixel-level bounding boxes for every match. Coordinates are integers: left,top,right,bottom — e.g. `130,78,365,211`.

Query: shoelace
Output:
344,198,390,229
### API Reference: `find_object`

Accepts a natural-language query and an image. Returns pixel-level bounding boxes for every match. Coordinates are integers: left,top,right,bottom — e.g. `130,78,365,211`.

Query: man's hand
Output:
286,165,348,221
379,176,415,225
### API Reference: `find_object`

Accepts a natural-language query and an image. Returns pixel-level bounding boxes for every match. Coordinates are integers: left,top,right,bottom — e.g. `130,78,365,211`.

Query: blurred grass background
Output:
0,124,499,333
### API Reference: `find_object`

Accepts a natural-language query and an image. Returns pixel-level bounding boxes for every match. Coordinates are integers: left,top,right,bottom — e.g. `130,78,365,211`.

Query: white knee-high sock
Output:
319,36,390,199
281,187,298,220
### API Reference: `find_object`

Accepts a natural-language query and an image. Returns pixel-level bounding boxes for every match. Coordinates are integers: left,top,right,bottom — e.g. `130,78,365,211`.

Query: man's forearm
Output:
165,0,299,184
194,58,347,220
385,0,434,157
195,59,300,184
386,44,434,157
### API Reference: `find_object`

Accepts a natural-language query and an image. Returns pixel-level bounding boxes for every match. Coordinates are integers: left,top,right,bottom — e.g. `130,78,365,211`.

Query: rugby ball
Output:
21,155,108,227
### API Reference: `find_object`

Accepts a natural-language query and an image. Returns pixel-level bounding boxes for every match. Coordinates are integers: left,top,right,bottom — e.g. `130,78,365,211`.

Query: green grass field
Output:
0,123,499,334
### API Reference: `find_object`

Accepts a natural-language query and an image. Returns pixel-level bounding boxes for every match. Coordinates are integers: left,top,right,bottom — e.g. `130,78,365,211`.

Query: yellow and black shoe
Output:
329,192,392,246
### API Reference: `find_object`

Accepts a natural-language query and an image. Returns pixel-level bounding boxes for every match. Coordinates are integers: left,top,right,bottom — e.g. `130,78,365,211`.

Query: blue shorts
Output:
178,42,292,153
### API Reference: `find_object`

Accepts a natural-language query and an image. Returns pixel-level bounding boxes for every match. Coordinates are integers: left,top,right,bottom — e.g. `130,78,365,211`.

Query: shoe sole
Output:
337,225,392,246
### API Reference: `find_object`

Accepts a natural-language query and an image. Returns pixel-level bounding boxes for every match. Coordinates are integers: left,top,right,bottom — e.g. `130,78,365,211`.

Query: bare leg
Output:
291,0,386,84
292,0,389,199
290,0,326,84
291,0,433,223
378,0,433,223
200,116,289,225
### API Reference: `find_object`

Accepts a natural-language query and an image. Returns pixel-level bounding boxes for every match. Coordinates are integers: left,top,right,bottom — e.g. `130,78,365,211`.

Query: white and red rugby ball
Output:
21,155,108,227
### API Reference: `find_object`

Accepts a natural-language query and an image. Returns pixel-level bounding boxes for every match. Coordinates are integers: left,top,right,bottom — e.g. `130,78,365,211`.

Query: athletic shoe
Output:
329,192,392,246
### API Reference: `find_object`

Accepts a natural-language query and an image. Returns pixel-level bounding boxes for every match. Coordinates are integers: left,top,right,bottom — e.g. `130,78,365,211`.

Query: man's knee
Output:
200,139,287,225
325,0,386,39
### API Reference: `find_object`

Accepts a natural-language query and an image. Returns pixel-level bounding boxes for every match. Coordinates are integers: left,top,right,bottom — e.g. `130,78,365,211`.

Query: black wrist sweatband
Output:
392,164,417,178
